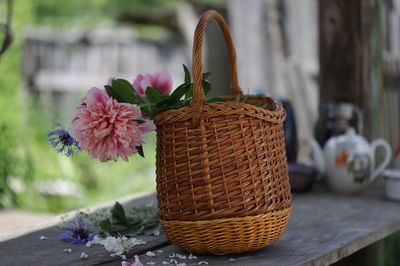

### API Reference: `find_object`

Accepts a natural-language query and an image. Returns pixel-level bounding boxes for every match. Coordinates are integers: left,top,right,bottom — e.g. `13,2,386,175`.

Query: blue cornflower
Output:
61,219,99,244
48,123,80,156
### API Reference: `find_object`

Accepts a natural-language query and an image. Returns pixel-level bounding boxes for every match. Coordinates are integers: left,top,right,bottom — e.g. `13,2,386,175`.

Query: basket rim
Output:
160,206,292,225
154,94,286,125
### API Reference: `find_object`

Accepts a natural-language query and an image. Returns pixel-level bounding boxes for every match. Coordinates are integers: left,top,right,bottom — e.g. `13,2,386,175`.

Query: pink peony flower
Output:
133,71,172,95
70,88,154,162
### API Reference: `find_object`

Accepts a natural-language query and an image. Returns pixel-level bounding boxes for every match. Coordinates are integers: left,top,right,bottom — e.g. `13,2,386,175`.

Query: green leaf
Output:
139,107,156,119
183,64,191,84
203,80,211,95
99,219,112,233
133,119,145,124
184,75,211,100
156,83,190,108
139,103,156,108
171,83,191,99
105,85,122,102
180,98,192,107
206,97,227,103
184,83,194,99
136,146,145,158
235,94,241,102
132,90,147,104
111,79,139,104
145,87,164,104
112,201,129,226
203,72,212,80
118,79,134,89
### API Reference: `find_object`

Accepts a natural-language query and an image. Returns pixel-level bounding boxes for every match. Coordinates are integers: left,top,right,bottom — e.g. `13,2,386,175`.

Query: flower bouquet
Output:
49,67,222,162
50,9,291,256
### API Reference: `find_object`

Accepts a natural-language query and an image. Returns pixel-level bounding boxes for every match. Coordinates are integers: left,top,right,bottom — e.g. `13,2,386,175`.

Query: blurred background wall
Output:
22,0,320,160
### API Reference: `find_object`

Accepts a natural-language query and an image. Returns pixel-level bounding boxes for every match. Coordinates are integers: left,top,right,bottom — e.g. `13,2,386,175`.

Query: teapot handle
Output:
370,139,392,181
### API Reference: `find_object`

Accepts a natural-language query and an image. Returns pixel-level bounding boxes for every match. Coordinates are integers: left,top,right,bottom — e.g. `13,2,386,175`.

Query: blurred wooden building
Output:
22,0,400,164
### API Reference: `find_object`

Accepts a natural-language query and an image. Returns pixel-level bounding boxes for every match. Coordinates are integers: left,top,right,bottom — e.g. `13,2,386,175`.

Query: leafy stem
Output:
99,202,160,237
104,65,224,120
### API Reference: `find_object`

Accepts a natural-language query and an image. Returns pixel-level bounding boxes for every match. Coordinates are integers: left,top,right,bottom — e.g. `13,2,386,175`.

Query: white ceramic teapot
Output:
308,129,392,194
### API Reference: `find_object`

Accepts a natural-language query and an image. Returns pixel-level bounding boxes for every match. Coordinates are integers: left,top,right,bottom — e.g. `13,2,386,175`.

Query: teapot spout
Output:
308,138,326,174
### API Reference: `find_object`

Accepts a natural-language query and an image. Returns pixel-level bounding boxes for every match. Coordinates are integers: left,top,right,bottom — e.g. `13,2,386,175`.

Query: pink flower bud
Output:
133,71,172,95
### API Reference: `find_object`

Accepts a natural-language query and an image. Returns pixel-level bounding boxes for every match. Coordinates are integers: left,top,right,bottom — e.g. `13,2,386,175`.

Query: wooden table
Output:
1,185,400,266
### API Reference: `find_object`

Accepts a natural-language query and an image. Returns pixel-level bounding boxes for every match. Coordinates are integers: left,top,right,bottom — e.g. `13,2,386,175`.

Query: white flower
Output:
168,253,176,258
132,255,143,266
146,262,155,265
146,251,156,257
229,258,236,262
177,263,187,266
131,238,146,245
80,252,88,259
162,262,169,265
121,255,127,260
176,253,186,260
39,235,48,240
198,261,208,265
103,236,127,255
63,248,72,253
86,241,92,247
188,253,197,260
85,236,145,257
157,250,164,253
90,235,103,245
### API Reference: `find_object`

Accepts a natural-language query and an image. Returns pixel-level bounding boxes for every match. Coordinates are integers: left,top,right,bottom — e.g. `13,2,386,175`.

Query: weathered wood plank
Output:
0,191,169,266
3,186,400,266
0,210,52,230
124,185,400,266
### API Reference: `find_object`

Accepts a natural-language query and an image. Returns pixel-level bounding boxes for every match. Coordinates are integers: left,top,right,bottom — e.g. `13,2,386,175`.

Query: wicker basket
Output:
154,10,291,255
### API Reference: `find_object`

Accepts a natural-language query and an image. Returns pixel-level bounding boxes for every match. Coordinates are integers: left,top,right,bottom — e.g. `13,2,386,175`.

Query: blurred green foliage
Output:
20,0,181,27
0,0,194,212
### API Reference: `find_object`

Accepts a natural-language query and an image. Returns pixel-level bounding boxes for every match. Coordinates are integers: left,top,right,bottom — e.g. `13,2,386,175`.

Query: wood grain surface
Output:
1,185,400,266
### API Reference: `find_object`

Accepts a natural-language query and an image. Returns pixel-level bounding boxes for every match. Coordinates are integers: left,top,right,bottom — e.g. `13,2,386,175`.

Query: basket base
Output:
160,207,291,255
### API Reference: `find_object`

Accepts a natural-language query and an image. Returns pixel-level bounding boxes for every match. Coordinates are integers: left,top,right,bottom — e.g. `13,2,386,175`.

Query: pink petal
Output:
141,75,153,93
133,74,145,95
133,71,173,96
85,87,109,106
138,119,156,134
70,96,152,162
152,71,172,94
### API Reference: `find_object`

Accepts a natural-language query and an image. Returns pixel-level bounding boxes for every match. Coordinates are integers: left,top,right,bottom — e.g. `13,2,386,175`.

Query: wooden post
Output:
319,0,381,140
320,1,385,265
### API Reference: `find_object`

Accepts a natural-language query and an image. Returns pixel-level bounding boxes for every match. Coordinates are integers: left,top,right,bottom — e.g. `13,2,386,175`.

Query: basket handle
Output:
191,10,243,123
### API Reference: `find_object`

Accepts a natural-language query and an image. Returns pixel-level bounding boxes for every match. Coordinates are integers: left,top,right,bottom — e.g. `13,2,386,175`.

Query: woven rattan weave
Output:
155,10,291,254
